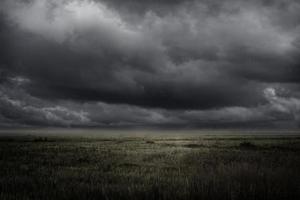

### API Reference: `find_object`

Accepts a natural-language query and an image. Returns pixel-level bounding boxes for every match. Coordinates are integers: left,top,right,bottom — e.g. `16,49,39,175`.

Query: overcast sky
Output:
0,0,300,128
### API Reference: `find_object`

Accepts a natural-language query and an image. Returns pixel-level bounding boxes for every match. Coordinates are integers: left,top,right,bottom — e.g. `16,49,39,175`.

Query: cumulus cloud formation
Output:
0,0,300,128
0,83,90,127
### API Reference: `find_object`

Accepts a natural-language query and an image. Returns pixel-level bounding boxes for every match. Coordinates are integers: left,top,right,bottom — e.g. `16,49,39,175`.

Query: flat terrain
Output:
0,129,299,200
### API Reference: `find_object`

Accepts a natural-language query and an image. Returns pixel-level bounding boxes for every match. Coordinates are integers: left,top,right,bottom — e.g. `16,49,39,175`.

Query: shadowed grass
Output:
0,133,299,200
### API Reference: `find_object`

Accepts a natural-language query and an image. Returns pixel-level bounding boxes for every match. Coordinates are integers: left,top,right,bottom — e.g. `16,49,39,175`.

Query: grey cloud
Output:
1,78,299,128
0,0,300,127
177,87,300,127
0,82,91,127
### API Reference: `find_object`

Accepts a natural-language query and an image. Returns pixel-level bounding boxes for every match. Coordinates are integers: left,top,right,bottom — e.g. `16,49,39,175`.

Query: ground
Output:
0,129,299,200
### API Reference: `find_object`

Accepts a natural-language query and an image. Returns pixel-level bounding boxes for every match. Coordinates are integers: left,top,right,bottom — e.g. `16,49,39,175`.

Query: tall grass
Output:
0,134,299,200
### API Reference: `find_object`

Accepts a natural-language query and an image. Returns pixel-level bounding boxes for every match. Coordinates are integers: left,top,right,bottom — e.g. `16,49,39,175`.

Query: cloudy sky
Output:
0,0,300,128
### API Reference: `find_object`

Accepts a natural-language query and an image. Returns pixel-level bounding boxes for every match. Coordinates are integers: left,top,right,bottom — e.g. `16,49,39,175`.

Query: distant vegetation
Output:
0,133,299,200
239,141,257,149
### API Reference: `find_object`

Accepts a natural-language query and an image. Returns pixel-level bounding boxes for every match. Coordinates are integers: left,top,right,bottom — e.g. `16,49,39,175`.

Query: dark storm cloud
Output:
1,80,299,127
0,79,91,127
0,0,300,127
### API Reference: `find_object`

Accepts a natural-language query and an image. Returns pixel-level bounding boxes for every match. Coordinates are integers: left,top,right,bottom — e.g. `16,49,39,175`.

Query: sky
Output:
0,0,300,128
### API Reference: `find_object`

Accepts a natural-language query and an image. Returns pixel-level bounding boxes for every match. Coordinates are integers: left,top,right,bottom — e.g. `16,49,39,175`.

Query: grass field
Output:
0,129,299,200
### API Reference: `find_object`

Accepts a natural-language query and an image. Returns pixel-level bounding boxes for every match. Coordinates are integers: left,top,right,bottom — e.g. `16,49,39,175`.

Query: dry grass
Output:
0,132,299,200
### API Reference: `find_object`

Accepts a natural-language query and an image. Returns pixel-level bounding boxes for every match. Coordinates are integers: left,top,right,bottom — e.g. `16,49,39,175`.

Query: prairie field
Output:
0,129,299,200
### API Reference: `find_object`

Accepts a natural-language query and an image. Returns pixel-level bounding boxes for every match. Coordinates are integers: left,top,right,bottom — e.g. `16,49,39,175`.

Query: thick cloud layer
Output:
0,0,300,128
